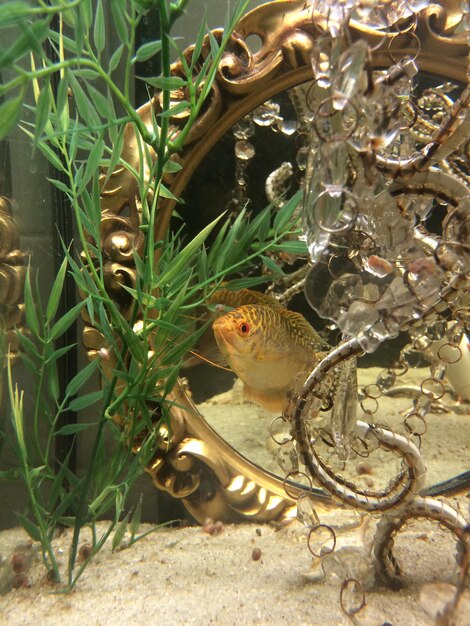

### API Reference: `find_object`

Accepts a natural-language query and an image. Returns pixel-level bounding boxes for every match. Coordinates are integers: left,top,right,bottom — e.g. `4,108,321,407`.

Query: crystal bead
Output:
296,493,320,527
369,317,400,343
332,40,368,110
310,188,357,234
252,102,280,126
363,254,394,278
310,273,363,322
296,146,309,170
446,322,464,346
313,141,349,188
277,440,299,473
277,118,297,135
341,300,379,337
310,34,342,88
353,3,389,29
234,140,255,161
413,335,432,351
430,362,447,380
330,357,358,460
232,115,255,139
311,0,357,34
340,577,366,615
376,369,396,391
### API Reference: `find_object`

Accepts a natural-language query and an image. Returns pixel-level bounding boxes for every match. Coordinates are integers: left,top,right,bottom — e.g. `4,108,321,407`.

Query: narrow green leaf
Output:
61,5,77,28
133,40,162,63
73,68,99,80
103,125,124,187
56,75,69,130
24,267,40,337
21,127,66,171
0,18,50,69
45,256,68,322
110,1,129,45
158,183,179,201
85,83,110,119
158,213,224,288
137,75,185,90
47,177,71,196
208,29,220,61
163,159,182,174
0,2,31,28
112,512,130,551
46,343,76,364
16,330,40,357
260,254,285,276
34,80,51,141
159,100,190,118
48,30,79,54
79,137,104,192
190,12,208,71
15,514,41,542
68,390,103,412
54,422,95,436
225,275,272,290
93,0,105,53
68,72,101,127
49,300,86,341
273,189,302,231
48,361,60,402
129,496,142,540
19,352,39,373
65,357,100,397
0,95,22,140
109,43,124,72
79,0,93,30
275,239,308,255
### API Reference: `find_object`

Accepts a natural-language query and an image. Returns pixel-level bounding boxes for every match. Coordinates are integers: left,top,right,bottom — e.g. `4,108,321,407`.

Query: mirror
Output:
91,0,470,526
179,75,470,491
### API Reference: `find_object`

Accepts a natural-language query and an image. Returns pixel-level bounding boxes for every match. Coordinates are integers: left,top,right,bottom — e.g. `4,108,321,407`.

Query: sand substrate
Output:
0,512,469,626
1,366,469,625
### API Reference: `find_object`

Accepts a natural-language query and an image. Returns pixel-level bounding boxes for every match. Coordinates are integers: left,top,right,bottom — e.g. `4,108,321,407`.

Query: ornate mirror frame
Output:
87,0,469,523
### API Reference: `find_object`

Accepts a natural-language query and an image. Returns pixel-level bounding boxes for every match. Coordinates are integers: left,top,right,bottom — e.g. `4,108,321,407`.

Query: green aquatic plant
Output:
0,0,306,590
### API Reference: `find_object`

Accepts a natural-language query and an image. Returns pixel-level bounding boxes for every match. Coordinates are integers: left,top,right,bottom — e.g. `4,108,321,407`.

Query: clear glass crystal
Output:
232,115,255,139
252,102,280,126
277,440,299,473
234,140,255,161
297,493,320,527
333,40,369,110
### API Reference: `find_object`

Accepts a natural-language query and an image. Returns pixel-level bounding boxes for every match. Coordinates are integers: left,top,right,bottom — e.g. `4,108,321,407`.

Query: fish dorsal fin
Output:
208,287,282,309
280,308,329,350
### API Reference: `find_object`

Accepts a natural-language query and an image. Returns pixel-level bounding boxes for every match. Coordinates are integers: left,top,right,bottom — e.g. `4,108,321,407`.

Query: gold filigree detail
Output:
0,197,27,364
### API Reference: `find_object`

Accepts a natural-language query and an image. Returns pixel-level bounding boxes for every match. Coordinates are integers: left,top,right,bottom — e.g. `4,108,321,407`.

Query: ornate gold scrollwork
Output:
92,0,469,523
0,197,27,366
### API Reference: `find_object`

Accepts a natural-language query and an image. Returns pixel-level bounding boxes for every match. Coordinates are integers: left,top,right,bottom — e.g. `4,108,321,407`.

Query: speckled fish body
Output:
212,304,329,412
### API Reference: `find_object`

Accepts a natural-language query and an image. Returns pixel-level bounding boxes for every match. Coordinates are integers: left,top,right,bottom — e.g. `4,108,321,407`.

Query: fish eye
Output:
238,321,250,336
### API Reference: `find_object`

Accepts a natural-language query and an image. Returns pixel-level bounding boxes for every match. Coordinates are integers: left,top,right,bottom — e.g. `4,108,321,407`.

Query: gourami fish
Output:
212,303,329,412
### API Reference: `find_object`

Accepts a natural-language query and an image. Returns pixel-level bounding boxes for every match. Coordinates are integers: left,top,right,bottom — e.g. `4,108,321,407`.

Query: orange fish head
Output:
212,310,260,364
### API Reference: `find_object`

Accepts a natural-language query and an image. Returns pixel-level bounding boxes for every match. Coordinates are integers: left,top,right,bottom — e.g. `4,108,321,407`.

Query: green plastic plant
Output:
0,0,307,590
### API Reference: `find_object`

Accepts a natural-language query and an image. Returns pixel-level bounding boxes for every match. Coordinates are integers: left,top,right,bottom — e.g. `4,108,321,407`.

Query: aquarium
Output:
0,0,469,623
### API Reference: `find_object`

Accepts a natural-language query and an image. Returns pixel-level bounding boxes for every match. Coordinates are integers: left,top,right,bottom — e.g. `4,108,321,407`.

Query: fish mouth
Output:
212,318,231,345
212,318,238,355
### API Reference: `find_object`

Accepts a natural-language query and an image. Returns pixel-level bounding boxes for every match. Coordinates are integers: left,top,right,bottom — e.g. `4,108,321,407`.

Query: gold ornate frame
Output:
0,197,26,370
87,0,469,523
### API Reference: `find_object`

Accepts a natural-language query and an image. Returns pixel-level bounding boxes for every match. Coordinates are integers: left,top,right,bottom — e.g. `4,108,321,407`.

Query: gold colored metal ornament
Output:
0,197,26,366
92,0,470,524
